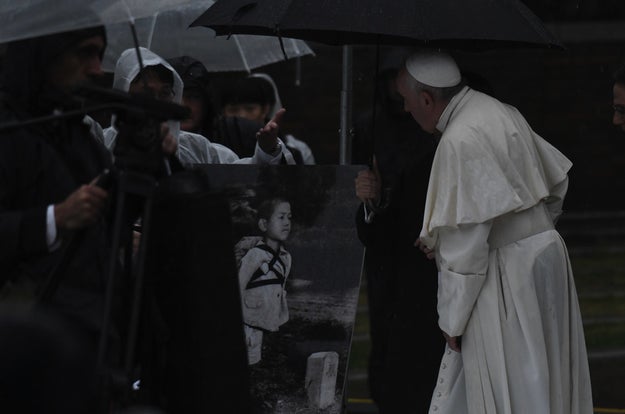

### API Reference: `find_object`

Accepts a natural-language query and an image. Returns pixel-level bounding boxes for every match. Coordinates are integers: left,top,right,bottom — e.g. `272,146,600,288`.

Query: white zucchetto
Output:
405,51,461,88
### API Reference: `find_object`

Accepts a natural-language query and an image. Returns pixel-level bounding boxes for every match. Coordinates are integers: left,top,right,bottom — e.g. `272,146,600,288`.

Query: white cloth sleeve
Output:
435,221,492,337
235,139,296,165
46,205,62,252
544,176,568,225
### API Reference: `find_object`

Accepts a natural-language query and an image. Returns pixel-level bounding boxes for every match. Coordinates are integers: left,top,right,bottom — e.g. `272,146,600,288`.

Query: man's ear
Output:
258,218,268,232
420,89,434,108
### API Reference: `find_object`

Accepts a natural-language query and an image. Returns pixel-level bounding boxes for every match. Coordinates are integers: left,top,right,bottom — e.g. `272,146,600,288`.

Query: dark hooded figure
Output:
0,25,127,389
168,56,264,159
353,48,444,413
167,55,216,139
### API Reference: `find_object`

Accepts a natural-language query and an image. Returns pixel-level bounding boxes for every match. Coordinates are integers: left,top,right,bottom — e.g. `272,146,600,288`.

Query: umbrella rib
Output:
119,0,134,22
233,35,251,73
146,13,158,49
288,38,300,55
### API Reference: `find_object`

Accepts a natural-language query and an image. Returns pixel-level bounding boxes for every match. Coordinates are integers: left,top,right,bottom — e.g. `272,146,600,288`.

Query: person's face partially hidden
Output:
223,102,269,124
129,70,175,102
46,35,105,92
613,83,625,133
396,69,436,133
181,89,206,132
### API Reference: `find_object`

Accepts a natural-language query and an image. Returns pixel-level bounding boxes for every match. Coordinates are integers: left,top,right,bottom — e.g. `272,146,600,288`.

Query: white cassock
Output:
420,86,593,414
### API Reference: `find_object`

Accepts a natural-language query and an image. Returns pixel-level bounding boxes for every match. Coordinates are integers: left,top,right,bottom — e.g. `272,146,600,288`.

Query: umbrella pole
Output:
295,56,302,87
339,45,353,165
128,21,148,90
370,43,380,167
127,20,171,175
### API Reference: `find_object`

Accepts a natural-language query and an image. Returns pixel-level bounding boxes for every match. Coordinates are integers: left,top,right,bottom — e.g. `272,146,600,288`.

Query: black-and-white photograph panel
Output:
197,164,365,414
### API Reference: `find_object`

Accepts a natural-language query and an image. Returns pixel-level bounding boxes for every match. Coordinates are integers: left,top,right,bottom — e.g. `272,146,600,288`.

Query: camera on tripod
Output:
113,108,165,176
74,84,190,177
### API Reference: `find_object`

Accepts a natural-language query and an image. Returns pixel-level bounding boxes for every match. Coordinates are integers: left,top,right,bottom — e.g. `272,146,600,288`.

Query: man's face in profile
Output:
46,35,105,92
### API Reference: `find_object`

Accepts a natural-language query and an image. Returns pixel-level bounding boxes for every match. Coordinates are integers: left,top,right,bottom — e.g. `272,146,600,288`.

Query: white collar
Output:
436,86,471,134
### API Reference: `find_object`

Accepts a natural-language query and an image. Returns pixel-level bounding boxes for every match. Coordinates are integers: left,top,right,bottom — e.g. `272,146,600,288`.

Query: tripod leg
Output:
123,191,155,389
96,186,127,402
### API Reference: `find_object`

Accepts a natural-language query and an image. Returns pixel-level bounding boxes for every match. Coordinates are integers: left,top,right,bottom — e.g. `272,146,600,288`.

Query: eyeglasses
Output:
614,104,625,116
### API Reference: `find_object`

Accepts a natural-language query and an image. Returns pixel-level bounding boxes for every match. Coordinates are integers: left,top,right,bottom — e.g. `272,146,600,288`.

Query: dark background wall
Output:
85,1,625,213
257,25,625,212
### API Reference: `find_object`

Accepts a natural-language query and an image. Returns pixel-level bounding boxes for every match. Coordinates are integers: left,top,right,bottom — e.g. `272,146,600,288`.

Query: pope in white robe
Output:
396,51,593,414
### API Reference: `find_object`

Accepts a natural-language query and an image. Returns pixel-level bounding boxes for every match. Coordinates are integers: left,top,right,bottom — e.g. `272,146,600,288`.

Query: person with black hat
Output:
167,55,217,139
169,55,296,164
398,50,592,413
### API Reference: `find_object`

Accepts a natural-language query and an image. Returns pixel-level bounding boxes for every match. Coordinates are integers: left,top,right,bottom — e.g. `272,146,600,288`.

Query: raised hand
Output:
256,108,286,154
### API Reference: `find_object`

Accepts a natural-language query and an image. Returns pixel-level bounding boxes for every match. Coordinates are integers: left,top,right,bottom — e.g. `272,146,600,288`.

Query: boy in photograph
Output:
237,197,292,365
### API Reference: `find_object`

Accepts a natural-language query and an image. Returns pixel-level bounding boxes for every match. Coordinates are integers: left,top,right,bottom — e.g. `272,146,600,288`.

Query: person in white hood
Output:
103,48,295,166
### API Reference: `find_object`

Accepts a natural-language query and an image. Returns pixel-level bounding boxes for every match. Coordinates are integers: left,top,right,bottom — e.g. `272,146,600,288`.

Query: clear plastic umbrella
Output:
0,0,199,43
101,0,314,73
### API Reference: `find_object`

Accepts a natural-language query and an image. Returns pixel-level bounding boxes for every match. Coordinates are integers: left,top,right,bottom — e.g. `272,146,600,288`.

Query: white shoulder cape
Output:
420,88,572,246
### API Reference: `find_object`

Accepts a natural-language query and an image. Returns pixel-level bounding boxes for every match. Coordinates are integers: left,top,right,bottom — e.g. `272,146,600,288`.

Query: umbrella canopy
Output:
191,0,563,50
0,0,201,43
102,1,314,73
192,0,563,164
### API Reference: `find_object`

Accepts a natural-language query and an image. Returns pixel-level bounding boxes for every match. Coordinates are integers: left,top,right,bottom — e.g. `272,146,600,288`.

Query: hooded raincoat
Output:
104,48,294,165
249,72,315,165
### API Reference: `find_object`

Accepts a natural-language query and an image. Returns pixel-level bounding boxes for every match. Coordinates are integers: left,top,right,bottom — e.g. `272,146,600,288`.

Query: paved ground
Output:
588,355,625,412
344,350,625,414
344,287,625,413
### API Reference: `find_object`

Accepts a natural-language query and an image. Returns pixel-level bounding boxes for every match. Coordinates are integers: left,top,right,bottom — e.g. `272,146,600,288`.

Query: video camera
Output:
72,85,190,176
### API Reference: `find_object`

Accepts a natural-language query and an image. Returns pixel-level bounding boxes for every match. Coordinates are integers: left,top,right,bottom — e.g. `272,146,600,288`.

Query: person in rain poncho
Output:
103,48,296,166
249,73,316,165
221,73,315,164
167,55,269,161
395,51,593,413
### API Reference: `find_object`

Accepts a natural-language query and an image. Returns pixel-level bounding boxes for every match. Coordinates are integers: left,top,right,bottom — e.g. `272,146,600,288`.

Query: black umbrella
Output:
191,0,563,164
191,0,563,49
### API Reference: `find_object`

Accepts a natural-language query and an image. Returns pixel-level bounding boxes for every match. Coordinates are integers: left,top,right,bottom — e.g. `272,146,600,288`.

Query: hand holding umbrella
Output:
355,156,381,205
194,0,564,164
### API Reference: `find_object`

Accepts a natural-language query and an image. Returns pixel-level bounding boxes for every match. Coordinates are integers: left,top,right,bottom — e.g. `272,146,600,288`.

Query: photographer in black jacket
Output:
0,25,178,411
